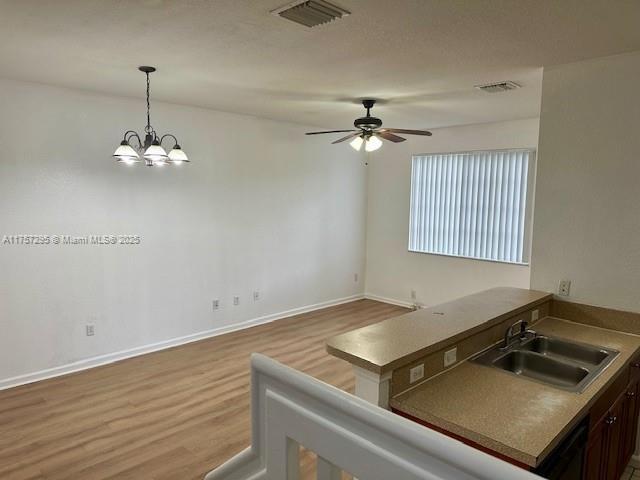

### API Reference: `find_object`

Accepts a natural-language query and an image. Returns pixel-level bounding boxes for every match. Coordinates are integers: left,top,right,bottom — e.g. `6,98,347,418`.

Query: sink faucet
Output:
501,319,534,350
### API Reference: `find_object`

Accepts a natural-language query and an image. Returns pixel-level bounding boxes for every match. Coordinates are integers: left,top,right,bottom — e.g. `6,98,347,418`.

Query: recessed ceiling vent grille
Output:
272,0,350,28
475,81,521,93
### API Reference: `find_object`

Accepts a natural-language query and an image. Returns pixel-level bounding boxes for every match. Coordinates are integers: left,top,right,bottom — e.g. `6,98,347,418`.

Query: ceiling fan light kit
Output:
306,99,432,152
113,66,189,167
364,135,382,152
350,134,382,152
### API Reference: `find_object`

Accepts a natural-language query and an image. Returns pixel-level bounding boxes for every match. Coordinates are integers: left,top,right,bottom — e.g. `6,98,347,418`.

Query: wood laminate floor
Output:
0,299,408,480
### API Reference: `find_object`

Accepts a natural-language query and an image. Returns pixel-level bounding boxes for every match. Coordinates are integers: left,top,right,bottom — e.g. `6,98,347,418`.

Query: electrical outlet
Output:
253,290,260,301
354,273,358,283
409,364,425,384
233,296,240,306
212,299,220,311
558,280,571,297
86,324,95,337
444,347,457,368
531,309,539,322
411,289,417,301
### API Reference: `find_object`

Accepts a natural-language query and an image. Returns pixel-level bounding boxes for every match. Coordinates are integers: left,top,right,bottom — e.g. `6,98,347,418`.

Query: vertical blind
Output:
408,149,533,264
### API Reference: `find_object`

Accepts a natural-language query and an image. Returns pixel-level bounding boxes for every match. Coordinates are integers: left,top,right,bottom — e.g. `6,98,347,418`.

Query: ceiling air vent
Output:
475,81,521,93
272,0,350,28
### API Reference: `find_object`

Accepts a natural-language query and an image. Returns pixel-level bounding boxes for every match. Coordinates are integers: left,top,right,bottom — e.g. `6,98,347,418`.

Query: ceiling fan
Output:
305,99,432,152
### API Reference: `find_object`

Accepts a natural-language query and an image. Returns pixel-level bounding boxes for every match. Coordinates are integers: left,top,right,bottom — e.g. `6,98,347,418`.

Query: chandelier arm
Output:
159,133,179,147
124,131,143,149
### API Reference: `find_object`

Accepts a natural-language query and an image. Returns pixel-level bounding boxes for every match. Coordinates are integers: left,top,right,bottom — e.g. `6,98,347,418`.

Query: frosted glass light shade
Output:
113,141,140,163
365,135,382,152
350,136,364,151
168,146,189,164
143,142,168,162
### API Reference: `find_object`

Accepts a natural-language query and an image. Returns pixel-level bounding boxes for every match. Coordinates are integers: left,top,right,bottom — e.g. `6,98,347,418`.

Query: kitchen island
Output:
327,288,640,477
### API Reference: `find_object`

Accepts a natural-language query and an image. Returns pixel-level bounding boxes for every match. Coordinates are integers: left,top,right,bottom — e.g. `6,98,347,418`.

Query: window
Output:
408,149,535,264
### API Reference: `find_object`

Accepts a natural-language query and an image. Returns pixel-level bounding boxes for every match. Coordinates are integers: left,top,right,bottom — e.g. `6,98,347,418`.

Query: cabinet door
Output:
621,379,640,469
584,417,608,480
605,393,625,480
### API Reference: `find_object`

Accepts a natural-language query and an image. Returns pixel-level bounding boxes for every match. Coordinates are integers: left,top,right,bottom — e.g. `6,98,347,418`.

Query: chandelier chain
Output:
145,72,152,134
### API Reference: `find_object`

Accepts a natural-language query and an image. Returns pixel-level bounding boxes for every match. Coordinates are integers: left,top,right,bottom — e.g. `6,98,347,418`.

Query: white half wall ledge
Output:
0,294,364,391
205,354,543,480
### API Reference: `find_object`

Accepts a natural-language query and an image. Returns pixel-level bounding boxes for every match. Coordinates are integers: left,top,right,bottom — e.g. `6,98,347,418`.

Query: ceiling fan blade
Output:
376,131,406,143
305,130,357,135
332,132,361,144
380,128,432,136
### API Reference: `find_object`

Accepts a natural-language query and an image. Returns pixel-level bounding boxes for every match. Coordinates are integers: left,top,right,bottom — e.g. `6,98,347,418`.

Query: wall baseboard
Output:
364,292,414,309
0,293,364,391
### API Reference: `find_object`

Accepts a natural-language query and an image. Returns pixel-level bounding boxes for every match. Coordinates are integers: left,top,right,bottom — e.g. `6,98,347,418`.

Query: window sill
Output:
408,249,530,266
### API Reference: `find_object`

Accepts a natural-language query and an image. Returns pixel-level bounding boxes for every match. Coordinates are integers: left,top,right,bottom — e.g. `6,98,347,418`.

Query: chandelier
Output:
113,66,189,167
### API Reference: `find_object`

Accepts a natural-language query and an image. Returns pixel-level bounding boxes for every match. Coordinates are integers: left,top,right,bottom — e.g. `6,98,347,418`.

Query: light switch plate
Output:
409,364,424,384
444,347,457,368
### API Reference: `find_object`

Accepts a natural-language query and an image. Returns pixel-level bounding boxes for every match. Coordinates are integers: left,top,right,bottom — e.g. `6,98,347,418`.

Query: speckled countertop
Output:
391,317,640,467
327,287,552,374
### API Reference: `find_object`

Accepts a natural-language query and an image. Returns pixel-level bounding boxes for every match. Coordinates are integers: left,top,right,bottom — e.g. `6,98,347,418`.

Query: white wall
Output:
364,119,539,307
0,78,366,384
531,52,640,312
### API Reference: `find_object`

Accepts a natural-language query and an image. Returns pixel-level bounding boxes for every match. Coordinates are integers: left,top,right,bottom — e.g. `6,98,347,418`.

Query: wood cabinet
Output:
584,417,607,480
621,379,639,468
583,363,640,480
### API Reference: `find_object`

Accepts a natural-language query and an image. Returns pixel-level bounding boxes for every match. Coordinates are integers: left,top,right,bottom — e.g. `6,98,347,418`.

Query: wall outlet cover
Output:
212,299,220,310
86,324,95,336
531,309,539,322
409,364,425,384
444,347,457,368
253,291,260,301
233,296,240,306
558,280,571,296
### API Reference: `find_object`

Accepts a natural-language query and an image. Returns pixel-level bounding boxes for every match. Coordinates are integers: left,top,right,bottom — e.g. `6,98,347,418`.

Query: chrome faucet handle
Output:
501,319,528,350
506,319,526,335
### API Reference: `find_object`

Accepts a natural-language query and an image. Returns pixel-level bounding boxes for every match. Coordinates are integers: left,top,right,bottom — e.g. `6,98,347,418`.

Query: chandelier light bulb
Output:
113,141,140,163
168,145,189,165
143,141,168,162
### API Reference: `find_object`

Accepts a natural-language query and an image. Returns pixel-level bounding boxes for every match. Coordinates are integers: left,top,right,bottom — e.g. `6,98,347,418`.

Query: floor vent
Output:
272,0,350,28
475,81,521,93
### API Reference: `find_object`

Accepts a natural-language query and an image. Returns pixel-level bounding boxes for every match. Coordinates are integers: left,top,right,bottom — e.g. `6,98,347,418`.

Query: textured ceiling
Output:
1,0,639,129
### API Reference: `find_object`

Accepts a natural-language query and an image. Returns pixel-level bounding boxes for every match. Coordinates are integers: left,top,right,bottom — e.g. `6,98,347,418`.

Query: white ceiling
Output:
1,0,640,129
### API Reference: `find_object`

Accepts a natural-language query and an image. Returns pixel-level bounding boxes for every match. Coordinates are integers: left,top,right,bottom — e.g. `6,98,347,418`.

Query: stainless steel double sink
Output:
471,334,619,393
